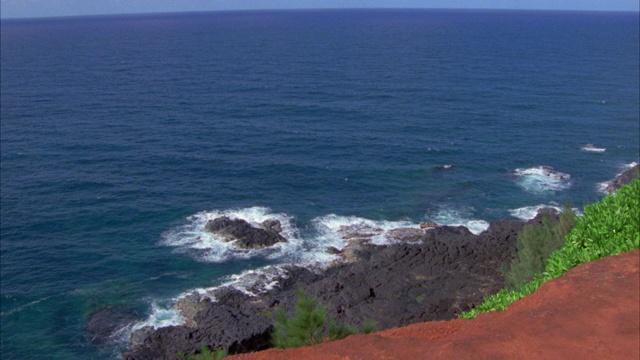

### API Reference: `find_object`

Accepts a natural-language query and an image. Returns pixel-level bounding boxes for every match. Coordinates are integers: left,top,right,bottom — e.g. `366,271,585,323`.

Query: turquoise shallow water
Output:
1,9,639,359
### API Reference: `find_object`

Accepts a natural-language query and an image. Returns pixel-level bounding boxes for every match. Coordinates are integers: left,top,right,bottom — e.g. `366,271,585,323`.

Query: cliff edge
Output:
232,250,640,360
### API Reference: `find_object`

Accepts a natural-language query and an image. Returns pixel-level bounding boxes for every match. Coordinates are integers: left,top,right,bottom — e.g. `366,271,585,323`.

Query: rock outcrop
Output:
204,217,287,249
124,215,542,359
606,163,639,194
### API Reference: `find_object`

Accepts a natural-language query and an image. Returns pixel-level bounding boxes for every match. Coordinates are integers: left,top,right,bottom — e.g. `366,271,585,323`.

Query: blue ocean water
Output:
1,9,638,359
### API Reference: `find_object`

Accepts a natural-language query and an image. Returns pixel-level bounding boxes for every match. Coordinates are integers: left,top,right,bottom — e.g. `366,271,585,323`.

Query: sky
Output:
1,0,638,19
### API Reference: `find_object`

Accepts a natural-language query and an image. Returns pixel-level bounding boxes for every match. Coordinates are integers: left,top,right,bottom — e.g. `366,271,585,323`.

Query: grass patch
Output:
461,179,640,319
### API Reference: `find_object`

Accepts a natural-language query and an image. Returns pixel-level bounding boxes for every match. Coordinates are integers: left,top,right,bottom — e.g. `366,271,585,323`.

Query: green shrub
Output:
271,290,377,349
328,320,356,341
272,290,327,348
505,206,576,290
461,180,640,319
359,319,377,334
183,343,226,360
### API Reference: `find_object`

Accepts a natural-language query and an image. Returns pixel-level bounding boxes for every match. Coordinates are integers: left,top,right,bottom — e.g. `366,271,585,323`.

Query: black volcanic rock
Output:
125,218,540,359
204,216,286,249
86,307,139,345
606,164,639,194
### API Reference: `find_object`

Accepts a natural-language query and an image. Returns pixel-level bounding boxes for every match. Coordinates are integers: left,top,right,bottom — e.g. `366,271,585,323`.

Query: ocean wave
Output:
514,166,571,193
429,208,489,235
125,265,294,343
140,207,487,334
580,144,606,153
508,203,562,220
160,207,303,263
130,301,185,331
312,214,418,247
174,264,295,305
597,161,639,194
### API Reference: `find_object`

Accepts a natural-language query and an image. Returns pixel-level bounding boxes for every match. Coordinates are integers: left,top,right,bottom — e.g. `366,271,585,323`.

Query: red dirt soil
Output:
232,250,640,360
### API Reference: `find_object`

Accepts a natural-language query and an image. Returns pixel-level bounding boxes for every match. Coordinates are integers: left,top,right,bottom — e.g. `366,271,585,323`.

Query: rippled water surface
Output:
1,9,638,359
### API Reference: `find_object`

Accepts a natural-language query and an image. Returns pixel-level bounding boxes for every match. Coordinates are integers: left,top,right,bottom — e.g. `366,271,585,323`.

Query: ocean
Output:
1,9,638,359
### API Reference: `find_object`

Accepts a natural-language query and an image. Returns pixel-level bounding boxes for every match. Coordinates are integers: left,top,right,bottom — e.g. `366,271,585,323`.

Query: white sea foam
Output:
161,206,303,263
216,265,293,297
597,162,639,194
429,208,489,235
509,204,583,221
597,181,611,195
514,166,571,193
508,203,563,221
581,144,606,153
312,214,419,247
144,208,483,333
131,301,185,331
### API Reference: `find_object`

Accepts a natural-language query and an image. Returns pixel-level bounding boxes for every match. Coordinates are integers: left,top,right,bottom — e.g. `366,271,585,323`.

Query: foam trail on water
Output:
161,207,303,263
581,144,606,153
514,166,571,194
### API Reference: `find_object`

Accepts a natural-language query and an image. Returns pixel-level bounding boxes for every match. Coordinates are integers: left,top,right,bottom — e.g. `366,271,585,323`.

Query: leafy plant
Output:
461,180,639,319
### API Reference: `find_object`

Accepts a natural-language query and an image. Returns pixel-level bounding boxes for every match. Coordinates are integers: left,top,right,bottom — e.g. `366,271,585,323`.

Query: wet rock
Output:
129,326,154,347
86,307,139,345
260,219,283,233
420,222,438,229
205,216,286,249
325,246,342,255
125,216,552,359
606,164,639,194
337,224,383,241
385,228,426,242
175,294,214,328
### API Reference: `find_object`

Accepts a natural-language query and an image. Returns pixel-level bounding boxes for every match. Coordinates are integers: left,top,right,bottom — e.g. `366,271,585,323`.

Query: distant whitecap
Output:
581,144,606,153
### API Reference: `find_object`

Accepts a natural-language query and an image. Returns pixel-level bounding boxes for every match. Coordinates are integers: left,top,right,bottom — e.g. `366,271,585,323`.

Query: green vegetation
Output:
182,344,226,360
505,205,576,290
461,180,640,319
271,290,377,349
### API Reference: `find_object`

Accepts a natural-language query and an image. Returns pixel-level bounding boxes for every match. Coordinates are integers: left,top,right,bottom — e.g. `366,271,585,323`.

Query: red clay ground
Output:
232,250,640,360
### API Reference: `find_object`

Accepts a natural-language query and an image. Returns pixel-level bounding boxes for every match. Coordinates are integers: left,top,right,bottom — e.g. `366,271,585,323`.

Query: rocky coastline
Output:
120,214,553,359
88,165,638,359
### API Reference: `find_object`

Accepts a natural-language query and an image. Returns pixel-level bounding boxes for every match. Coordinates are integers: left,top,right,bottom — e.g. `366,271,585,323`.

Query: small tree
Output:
505,206,576,290
272,290,327,348
271,291,378,349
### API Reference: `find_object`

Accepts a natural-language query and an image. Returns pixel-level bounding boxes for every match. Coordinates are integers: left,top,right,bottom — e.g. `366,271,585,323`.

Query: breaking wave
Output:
160,207,303,263
429,208,489,235
514,166,572,193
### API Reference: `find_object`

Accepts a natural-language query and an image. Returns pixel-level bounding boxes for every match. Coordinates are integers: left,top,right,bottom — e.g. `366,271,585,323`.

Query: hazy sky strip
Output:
1,0,638,19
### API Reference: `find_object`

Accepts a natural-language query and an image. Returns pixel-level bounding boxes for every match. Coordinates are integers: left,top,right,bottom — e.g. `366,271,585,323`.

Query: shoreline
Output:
91,163,639,359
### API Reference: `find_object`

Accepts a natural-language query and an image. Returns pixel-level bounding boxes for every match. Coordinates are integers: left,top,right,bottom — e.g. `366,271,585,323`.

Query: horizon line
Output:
2,6,639,21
